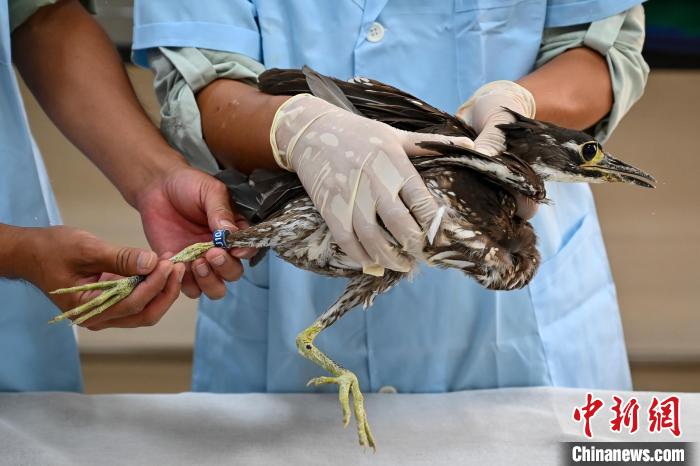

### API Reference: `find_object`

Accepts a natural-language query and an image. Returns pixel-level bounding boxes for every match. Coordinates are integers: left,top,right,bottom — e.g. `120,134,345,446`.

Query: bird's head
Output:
497,109,655,188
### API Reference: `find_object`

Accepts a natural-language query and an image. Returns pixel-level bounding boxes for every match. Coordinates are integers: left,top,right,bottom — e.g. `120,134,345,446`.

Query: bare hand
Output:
135,166,255,299
19,226,184,329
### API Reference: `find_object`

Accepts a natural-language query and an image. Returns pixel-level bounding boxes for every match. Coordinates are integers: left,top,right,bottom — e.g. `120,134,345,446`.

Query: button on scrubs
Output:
0,0,82,391
133,0,642,394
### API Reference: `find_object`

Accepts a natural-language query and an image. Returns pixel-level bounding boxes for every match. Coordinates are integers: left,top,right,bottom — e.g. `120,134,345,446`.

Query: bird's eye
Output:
580,142,601,163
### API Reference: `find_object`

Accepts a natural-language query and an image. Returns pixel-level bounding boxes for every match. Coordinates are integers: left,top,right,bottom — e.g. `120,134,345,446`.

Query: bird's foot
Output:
47,239,218,325
308,370,375,450
48,275,142,325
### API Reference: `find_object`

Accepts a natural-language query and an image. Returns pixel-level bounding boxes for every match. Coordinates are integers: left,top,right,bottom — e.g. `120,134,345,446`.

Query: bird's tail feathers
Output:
478,222,540,291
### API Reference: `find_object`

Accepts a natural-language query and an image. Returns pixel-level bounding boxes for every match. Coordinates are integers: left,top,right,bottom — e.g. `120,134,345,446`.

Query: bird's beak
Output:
582,153,656,188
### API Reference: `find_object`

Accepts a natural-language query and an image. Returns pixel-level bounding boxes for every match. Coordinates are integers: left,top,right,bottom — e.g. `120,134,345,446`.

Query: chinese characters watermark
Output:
572,393,681,438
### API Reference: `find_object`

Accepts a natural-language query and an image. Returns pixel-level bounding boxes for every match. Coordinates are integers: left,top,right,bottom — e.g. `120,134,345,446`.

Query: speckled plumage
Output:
221,68,546,300
49,66,654,450
208,67,654,448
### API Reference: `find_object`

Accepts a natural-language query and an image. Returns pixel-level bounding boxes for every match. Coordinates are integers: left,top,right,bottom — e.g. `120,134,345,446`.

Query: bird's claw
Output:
46,240,216,326
48,275,141,325
307,370,376,450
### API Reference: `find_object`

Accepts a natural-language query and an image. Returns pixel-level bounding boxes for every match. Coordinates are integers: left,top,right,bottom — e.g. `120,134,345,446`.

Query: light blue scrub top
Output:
133,0,641,393
0,1,82,391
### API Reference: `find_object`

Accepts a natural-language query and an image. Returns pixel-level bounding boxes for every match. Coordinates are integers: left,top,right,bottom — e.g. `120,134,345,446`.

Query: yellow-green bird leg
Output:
49,275,142,324
294,272,404,450
72,292,126,326
168,242,215,263
47,222,298,325
297,320,375,450
48,242,215,325
49,282,122,323
49,277,129,295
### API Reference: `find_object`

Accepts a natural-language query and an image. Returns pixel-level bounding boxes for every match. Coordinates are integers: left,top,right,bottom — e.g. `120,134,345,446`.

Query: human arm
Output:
454,47,610,219
197,79,289,173
459,5,648,142
11,0,251,300
0,224,184,329
517,47,612,130
456,5,648,216
527,5,649,141
148,48,475,273
202,81,477,272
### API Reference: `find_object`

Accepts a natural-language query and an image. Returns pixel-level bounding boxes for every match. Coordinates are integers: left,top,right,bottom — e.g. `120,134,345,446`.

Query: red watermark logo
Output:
572,393,681,439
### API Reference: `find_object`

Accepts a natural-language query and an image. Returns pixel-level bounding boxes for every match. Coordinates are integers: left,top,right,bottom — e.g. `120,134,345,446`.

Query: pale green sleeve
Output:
147,47,264,174
535,5,649,142
9,0,96,32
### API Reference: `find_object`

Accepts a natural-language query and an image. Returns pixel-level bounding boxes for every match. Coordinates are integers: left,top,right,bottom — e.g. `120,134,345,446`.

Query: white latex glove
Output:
456,81,539,219
456,80,536,157
270,94,474,275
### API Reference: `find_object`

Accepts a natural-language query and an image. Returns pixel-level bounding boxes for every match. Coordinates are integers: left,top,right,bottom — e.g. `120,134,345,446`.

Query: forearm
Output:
197,48,611,172
196,79,290,173
11,0,187,207
518,47,613,130
0,224,33,280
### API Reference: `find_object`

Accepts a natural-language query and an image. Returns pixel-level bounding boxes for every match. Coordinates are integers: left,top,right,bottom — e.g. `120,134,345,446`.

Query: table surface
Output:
0,387,696,466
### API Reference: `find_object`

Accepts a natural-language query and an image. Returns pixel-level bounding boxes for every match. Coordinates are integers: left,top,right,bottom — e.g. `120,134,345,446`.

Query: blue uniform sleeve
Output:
9,0,95,31
545,0,645,27
132,0,261,67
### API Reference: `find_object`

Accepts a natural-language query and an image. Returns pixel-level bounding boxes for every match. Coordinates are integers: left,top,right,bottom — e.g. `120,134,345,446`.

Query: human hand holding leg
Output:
0,224,183,329
134,165,255,299
12,0,253,301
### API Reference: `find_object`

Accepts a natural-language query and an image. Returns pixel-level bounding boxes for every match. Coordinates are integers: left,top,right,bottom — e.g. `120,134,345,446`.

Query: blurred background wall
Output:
16,0,700,393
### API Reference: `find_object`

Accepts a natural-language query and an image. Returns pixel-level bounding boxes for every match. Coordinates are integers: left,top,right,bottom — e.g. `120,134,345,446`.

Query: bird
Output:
48,66,655,449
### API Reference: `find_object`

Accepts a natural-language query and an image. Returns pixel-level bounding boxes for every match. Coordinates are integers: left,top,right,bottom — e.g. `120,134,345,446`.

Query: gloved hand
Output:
456,81,539,219
270,94,474,275
456,80,536,156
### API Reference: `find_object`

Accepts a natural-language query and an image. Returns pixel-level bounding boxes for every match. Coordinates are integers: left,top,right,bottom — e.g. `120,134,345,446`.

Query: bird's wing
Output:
258,67,476,138
214,168,260,221
216,167,307,266
257,67,544,199
249,169,307,221
413,142,546,201
215,168,306,223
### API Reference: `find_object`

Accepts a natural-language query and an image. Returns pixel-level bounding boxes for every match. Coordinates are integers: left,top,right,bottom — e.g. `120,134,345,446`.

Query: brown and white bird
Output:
49,66,655,449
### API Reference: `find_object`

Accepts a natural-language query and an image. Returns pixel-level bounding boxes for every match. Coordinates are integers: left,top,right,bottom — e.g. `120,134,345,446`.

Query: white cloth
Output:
1,387,695,465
